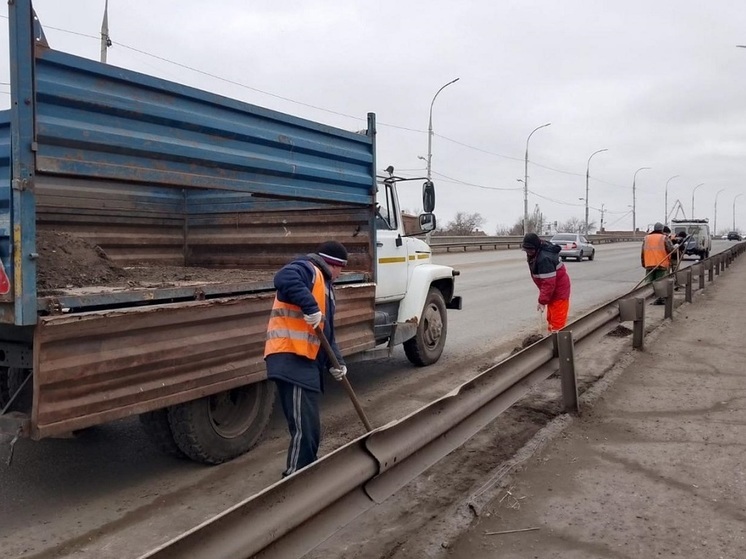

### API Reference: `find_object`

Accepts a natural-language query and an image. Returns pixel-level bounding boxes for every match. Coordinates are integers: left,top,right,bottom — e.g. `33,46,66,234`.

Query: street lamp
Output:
632,166,651,236
523,122,552,234
664,175,679,226
733,194,744,231
714,188,726,235
585,148,607,235
425,78,459,184
691,183,705,218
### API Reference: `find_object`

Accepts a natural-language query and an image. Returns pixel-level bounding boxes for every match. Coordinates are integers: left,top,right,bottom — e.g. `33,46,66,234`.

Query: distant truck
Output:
671,219,712,260
0,0,461,464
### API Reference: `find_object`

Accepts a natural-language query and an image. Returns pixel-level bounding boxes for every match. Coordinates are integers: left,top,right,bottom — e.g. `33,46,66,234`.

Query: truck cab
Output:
371,172,461,365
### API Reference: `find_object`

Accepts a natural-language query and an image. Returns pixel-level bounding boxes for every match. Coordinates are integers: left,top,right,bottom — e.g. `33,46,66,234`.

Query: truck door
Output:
375,182,408,300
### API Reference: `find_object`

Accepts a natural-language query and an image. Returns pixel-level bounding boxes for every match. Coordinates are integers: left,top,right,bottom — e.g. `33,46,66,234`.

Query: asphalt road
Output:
0,240,734,559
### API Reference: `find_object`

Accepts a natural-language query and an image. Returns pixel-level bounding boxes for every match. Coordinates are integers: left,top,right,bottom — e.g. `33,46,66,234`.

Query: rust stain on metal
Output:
31,284,375,438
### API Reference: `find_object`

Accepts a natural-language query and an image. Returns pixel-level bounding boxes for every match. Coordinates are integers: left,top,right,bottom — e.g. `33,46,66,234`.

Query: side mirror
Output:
422,181,435,213
419,212,436,233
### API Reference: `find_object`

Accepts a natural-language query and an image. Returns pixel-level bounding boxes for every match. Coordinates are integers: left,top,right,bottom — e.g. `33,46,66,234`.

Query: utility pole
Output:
425,78,459,185
584,149,607,235
714,188,726,235
632,167,651,237
523,123,551,235
100,0,112,63
733,194,743,231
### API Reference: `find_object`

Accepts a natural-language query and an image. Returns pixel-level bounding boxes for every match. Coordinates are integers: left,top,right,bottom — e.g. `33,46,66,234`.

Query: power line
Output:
11,16,640,194
432,171,522,192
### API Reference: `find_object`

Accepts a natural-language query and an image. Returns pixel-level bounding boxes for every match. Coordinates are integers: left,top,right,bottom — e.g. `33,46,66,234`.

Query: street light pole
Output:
714,188,726,235
664,175,679,226
600,203,606,232
523,122,552,235
585,148,607,235
691,183,705,218
425,78,459,184
733,194,743,231
632,167,651,236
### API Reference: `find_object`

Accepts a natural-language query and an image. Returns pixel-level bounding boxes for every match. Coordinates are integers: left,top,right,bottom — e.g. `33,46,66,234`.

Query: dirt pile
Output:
36,231,128,291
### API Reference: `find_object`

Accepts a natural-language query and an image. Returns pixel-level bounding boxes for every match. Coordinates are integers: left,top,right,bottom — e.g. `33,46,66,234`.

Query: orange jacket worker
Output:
264,240,348,477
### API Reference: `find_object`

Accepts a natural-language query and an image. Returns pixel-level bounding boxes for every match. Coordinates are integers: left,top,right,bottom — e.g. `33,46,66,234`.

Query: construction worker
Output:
521,232,572,332
663,225,678,277
642,222,675,303
264,240,348,477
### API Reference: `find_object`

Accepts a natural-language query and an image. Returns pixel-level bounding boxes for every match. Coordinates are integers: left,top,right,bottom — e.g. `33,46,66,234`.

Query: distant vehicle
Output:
549,233,595,261
727,231,743,241
671,219,711,260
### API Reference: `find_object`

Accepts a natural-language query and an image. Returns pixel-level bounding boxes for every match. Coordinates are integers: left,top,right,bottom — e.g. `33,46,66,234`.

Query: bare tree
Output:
505,205,544,235
439,212,486,235
559,217,597,233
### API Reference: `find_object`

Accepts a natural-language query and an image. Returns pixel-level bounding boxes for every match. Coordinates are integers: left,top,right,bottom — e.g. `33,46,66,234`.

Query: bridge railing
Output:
428,234,640,252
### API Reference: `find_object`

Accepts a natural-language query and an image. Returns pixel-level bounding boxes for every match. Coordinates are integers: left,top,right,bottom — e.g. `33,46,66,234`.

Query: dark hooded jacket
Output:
526,241,571,305
264,253,344,393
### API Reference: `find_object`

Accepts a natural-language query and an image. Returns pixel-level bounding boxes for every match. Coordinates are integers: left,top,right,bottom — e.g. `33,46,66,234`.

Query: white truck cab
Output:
369,171,461,365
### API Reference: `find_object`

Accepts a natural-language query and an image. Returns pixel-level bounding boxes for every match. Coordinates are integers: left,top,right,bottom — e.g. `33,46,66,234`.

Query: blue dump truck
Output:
0,0,461,463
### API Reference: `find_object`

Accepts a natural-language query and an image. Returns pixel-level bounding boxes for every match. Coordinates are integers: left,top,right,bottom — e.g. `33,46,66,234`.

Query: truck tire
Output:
167,380,275,465
404,288,448,367
139,409,187,459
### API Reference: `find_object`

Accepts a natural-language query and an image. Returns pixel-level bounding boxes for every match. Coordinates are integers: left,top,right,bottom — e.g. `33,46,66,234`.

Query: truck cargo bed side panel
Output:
34,49,375,205
31,284,375,438
186,206,374,272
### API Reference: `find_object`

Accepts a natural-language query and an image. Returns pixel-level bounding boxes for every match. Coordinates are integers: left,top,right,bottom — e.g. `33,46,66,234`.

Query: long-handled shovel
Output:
314,326,374,432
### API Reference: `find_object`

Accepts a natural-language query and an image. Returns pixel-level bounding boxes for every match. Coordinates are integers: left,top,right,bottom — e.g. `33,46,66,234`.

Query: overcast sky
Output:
3,1,746,234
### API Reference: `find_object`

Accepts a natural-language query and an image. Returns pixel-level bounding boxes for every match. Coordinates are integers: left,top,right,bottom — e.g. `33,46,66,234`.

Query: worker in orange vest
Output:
641,222,675,303
264,240,348,476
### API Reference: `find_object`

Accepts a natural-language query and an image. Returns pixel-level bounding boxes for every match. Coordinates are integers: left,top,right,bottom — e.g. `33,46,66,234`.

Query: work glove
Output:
329,365,347,381
303,311,323,329
536,304,545,312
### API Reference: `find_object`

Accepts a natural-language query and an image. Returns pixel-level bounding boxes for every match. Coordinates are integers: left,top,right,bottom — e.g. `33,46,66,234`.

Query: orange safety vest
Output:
264,263,327,360
642,233,670,268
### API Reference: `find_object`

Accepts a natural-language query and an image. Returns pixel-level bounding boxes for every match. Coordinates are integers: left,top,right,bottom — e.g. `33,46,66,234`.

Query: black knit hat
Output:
521,233,542,250
317,240,348,267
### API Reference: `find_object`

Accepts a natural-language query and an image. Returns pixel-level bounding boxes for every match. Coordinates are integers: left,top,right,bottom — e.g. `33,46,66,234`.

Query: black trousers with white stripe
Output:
275,379,321,477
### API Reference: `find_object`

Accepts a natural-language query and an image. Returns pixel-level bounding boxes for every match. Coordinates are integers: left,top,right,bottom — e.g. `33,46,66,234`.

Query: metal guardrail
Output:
429,234,639,252
140,243,745,559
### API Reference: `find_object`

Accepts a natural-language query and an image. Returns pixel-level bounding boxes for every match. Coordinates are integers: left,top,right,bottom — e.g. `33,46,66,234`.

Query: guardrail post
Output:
619,297,645,349
676,268,693,303
555,331,579,413
653,279,675,319
684,268,693,303
726,252,731,268
715,255,721,276
697,263,705,290
708,259,714,282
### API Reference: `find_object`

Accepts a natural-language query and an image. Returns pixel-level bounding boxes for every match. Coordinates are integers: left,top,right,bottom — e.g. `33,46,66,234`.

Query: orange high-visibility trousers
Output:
546,298,570,332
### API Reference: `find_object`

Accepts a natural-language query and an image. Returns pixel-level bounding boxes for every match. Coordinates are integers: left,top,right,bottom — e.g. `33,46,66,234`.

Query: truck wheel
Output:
404,288,448,367
139,409,187,459
168,381,275,464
